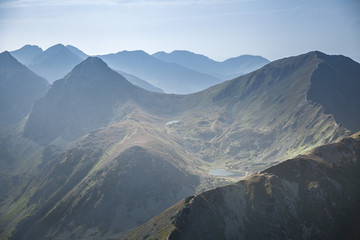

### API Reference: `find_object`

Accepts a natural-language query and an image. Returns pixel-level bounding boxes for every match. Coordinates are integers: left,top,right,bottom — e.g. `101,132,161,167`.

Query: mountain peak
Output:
48,43,65,49
0,51,25,70
42,44,68,55
69,56,110,75
0,50,12,58
82,56,106,65
10,45,43,65
117,50,149,57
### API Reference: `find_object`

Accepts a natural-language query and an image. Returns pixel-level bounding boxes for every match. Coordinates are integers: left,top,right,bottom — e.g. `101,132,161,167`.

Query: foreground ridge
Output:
125,132,360,240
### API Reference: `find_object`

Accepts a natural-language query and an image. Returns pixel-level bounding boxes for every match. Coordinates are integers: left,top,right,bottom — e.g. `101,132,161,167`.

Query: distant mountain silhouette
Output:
153,50,270,79
99,50,222,94
66,45,88,59
10,45,43,65
27,44,83,83
10,45,270,93
116,70,164,93
0,51,48,123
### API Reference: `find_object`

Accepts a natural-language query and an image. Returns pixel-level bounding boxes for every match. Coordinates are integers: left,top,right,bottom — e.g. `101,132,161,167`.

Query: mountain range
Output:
10,44,269,94
0,49,359,239
153,50,269,80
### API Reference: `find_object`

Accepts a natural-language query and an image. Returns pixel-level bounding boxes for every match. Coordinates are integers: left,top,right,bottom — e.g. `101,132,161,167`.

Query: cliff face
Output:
125,132,360,240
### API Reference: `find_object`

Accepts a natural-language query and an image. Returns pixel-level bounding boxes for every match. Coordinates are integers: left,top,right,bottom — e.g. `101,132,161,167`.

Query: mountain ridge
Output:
99,50,222,94
124,131,360,240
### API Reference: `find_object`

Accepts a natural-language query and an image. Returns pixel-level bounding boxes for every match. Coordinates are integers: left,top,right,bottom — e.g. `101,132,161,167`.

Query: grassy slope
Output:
4,110,216,239
167,52,349,175
125,132,360,240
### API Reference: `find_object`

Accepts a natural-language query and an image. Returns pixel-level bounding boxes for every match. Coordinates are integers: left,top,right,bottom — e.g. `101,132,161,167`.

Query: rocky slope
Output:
125,132,360,240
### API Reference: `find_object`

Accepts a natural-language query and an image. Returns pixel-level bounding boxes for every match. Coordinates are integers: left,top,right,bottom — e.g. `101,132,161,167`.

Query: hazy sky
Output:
0,0,359,61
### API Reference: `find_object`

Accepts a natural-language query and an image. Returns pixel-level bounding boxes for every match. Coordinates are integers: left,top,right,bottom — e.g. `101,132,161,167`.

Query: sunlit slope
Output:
125,132,360,240
7,115,204,240
167,51,357,174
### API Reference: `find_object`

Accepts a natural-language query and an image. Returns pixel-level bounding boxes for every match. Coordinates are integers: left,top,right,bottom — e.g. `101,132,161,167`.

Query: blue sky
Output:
0,0,359,61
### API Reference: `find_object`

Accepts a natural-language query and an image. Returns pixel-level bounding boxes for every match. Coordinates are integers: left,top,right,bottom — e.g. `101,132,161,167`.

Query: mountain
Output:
155,51,358,174
117,70,164,93
10,45,43,65
27,44,83,83
8,136,200,240
24,57,146,144
66,45,88,59
2,51,359,240
0,51,49,123
99,50,222,94
125,132,360,240
24,51,360,172
153,50,270,79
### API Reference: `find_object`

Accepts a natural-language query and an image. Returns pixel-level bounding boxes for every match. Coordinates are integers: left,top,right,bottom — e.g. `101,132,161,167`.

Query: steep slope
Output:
306,52,360,132
153,50,269,79
117,70,164,93
99,50,222,94
125,132,360,240
10,45,43,66
0,51,49,123
28,44,83,83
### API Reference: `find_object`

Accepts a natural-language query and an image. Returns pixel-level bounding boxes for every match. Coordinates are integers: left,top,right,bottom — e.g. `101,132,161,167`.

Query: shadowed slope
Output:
307,52,360,132
0,51,48,123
